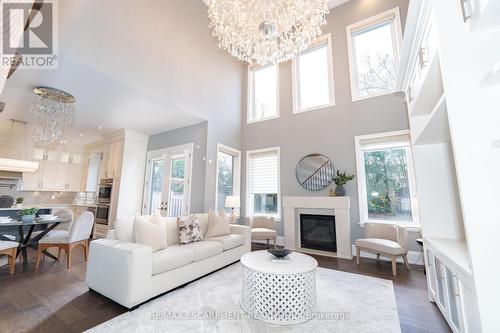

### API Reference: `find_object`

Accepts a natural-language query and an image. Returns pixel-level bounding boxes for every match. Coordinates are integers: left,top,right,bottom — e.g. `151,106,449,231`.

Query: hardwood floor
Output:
0,243,451,333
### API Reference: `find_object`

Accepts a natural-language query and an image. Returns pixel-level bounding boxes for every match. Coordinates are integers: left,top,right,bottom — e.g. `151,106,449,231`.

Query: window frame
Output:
214,143,242,213
346,7,403,102
247,63,280,124
246,146,281,218
354,130,420,229
292,33,336,114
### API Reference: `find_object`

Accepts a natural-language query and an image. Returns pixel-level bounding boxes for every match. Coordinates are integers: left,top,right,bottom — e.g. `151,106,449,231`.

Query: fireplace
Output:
300,214,337,252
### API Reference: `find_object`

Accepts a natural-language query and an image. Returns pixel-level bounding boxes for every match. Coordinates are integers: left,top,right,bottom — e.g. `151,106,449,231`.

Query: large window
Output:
246,147,280,217
215,144,241,213
292,34,335,113
247,64,279,123
355,131,419,227
347,8,402,100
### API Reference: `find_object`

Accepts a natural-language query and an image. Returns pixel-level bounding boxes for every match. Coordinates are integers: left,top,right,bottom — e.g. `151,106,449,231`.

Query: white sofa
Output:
85,213,251,308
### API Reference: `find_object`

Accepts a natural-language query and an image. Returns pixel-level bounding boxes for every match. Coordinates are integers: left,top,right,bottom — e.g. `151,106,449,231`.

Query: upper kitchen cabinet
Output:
21,149,85,192
102,140,124,179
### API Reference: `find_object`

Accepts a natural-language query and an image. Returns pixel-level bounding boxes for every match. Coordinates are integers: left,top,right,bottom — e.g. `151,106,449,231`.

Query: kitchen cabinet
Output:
21,149,84,191
102,140,123,179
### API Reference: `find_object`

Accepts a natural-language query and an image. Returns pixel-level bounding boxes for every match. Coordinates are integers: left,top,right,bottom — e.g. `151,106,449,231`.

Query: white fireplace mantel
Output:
282,196,352,259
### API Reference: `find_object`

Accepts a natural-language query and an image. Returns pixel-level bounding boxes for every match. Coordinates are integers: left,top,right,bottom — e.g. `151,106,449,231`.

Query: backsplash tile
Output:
0,187,76,206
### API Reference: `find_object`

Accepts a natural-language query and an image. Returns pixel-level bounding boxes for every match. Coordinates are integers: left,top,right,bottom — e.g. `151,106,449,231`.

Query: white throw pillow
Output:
134,215,167,252
206,209,230,238
218,209,228,218
114,217,136,242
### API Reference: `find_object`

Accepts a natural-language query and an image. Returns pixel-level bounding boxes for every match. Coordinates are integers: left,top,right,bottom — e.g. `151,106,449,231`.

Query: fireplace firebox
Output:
299,214,337,252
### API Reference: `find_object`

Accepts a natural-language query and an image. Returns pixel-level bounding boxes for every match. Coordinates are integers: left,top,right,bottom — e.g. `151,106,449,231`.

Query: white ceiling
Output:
0,0,349,144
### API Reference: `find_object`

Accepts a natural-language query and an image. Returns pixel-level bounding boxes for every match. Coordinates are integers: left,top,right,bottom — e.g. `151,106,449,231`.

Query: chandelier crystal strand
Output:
31,87,76,146
208,0,329,65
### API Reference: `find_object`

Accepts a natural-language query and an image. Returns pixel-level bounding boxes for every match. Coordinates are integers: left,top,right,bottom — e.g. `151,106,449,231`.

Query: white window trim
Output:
214,143,242,212
246,146,281,218
247,63,280,124
354,130,420,229
292,33,336,114
346,7,403,102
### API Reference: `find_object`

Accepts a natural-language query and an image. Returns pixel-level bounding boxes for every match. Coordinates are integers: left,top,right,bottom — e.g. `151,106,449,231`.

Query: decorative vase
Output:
21,214,35,223
334,184,346,197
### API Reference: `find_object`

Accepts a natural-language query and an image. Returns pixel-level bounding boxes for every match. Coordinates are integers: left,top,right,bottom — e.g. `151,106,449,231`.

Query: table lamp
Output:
225,196,240,223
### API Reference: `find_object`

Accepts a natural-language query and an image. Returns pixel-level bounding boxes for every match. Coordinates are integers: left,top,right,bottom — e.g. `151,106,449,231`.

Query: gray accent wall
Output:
240,0,421,251
148,122,208,214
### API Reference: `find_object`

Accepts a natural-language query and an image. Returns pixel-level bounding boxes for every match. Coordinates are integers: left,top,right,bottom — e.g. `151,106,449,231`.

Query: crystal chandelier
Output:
207,0,329,65
31,87,76,146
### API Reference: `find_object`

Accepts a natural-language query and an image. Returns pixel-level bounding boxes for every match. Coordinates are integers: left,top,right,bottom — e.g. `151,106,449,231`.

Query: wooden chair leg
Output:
403,254,410,271
356,246,360,265
66,245,72,269
376,253,380,261
83,241,88,262
57,247,61,259
8,248,15,274
391,255,397,276
35,244,44,270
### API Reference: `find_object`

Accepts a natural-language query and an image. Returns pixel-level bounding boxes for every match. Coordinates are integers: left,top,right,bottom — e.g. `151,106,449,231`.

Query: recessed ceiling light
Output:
98,126,102,130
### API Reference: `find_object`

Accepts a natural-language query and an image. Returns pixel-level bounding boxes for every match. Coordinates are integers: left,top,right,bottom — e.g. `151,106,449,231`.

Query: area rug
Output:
87,263,400,333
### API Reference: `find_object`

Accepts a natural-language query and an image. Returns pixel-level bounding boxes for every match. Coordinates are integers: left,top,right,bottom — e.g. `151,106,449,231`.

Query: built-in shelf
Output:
413,94,450,145
424,237,471,277
410,52,444,117
470,0,500,33
480,60,500,87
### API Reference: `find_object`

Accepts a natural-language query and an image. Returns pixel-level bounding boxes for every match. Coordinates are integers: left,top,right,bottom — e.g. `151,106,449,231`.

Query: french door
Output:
143,144,193,217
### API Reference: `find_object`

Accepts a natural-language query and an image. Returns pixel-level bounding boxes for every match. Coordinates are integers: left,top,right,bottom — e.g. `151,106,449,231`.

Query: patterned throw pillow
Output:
177,215,204,244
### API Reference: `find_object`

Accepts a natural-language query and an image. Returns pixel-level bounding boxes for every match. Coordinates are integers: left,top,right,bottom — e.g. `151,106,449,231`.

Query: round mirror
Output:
296,154,335,191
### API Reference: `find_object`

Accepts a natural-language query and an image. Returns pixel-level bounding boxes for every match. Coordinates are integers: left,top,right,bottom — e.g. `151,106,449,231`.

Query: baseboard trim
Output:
351,244,424,266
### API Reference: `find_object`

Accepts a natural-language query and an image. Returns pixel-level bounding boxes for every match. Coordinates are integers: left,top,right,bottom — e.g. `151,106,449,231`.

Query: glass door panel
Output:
146,159,165,215
217,151,235,213
166,156,186,218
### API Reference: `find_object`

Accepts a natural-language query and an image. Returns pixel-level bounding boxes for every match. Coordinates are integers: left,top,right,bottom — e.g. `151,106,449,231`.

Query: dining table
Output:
0,217,72,273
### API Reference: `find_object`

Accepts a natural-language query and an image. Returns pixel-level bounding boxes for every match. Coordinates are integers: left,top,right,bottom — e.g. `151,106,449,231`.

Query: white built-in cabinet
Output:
21,148,84,191
399,0,500,331
101,140,123,179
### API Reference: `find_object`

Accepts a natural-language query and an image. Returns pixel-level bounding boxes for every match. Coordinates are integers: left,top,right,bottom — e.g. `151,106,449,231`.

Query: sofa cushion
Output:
114,217,135,242
182,240,223,261
152,245,195,275
165,217,179,245
135,216,167,252
205,209,230,238
177,215,204,244
355,238,406,255
206,234,244,251
251,227,277,238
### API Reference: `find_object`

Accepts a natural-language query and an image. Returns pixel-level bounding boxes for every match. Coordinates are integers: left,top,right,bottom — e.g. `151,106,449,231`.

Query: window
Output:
215,144,241,213
246,147,280,217
247,64,279,123
355,131,419,227
292,34,335,113
347,8,403,101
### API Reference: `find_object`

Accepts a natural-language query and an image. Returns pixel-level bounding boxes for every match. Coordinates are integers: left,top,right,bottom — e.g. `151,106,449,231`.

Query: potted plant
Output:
19,207,38,223
332,171,355,196
15,197,24,208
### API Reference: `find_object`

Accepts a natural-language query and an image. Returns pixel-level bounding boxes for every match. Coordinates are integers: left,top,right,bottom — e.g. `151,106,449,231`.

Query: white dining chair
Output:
0,240,18,274
36,211,94,270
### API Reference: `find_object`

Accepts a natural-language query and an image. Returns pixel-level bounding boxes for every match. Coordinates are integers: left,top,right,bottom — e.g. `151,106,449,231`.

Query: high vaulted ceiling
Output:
0,0,242,142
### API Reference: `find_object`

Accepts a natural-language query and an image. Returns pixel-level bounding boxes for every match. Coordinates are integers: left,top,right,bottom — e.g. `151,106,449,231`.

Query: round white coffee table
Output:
240,250,318,324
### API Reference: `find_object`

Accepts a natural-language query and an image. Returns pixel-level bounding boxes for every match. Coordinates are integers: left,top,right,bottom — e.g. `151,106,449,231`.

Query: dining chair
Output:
32,208,74,239
250,216,277,248
35,211,94,270
0,240,18,274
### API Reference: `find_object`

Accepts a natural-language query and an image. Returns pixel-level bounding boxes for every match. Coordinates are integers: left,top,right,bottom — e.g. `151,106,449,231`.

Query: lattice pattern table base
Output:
240,266,316,324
